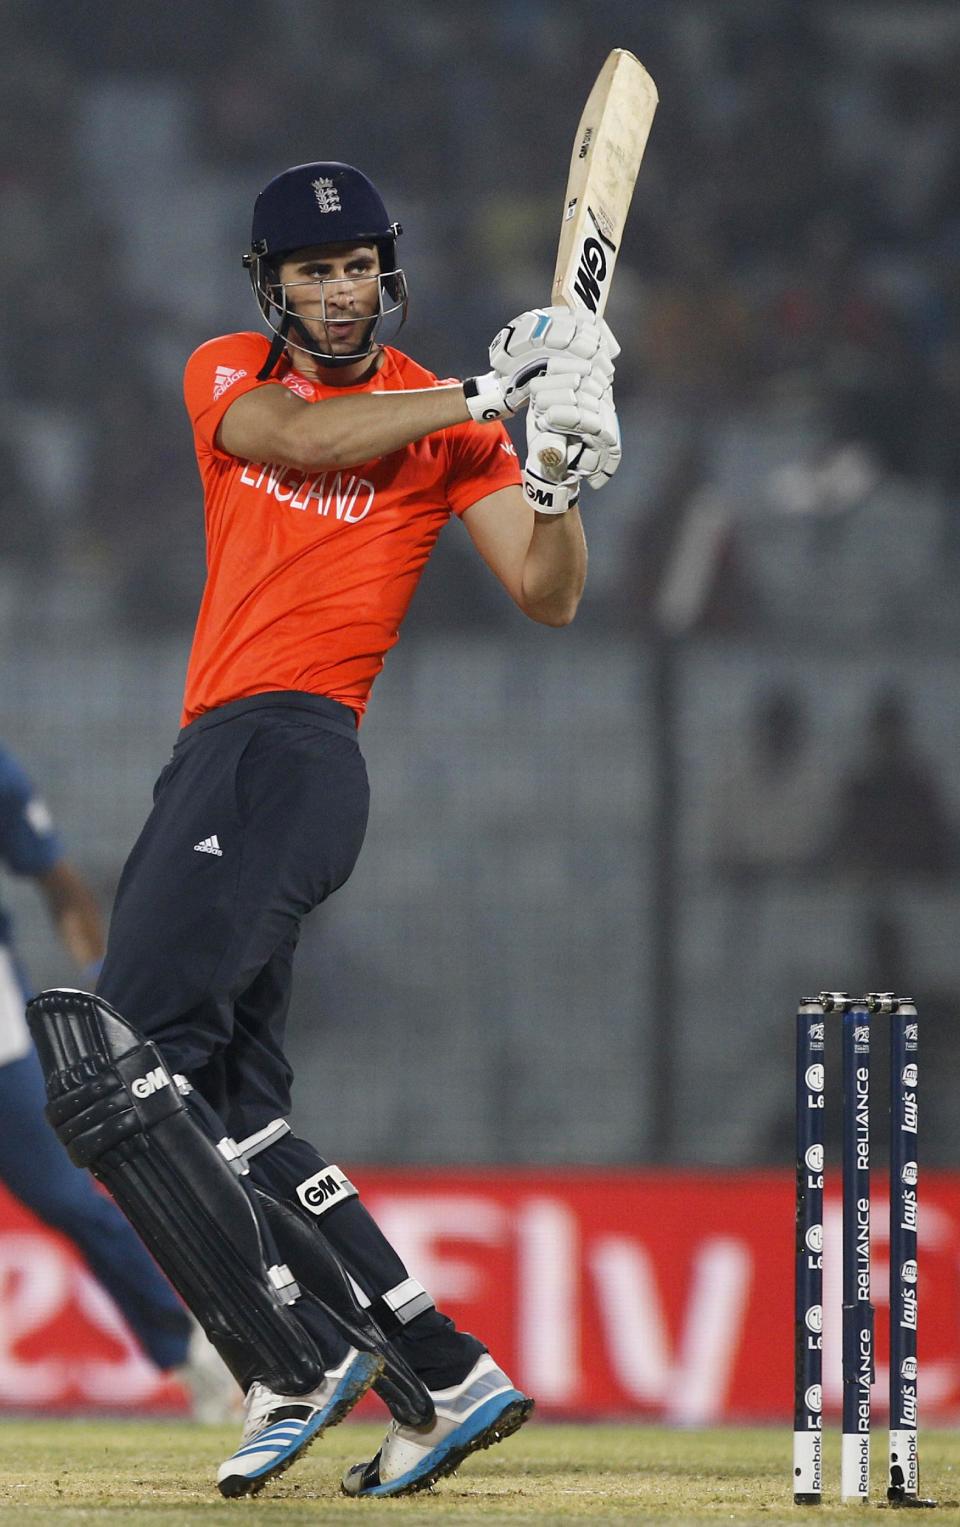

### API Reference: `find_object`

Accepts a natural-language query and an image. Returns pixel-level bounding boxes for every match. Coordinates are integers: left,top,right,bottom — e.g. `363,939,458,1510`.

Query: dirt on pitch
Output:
1,1421,960,1525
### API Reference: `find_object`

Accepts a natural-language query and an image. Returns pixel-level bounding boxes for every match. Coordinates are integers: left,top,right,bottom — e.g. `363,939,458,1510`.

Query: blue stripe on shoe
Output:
228,1416,326,1476
234,1427,304,1452
232,1424,309,1459
221,1351,382,1488
361,1389,527,1497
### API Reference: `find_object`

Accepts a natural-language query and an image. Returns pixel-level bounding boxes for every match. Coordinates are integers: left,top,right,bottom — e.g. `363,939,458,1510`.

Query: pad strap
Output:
255,1190,435,1428
293,1164,359,1217
368,1277,435,1333
236,1117,291,1160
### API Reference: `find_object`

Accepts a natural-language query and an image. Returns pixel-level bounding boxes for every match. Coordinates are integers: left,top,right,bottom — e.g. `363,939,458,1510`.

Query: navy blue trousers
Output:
97,693,481,1387
99,693,369,1124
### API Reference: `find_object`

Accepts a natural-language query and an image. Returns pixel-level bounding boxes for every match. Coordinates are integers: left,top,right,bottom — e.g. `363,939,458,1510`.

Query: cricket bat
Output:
538,48,658,481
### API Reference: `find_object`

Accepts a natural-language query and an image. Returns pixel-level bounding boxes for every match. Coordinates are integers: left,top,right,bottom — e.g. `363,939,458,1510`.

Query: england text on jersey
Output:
181,333,521,723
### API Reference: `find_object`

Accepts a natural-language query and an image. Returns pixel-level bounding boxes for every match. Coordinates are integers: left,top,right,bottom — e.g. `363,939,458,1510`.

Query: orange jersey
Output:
180,332,521,724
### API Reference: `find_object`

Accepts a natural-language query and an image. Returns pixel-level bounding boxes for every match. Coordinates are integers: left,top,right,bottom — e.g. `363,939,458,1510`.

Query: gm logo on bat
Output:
572,217,618,312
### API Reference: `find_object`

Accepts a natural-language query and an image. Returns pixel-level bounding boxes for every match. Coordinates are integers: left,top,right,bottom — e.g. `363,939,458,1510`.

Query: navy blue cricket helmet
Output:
243,162,407,374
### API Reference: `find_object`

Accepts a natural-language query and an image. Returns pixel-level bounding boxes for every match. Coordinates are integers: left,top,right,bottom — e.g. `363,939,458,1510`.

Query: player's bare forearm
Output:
38,861,106,968
519,505,587,626
219,383,472,472
462,485,586,626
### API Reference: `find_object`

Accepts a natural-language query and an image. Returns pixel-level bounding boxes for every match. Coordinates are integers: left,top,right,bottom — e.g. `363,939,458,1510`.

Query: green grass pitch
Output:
1,1420,960,1524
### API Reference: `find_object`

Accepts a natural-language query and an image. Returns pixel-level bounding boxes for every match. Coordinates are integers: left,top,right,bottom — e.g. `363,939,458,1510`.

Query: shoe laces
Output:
241,1380,285,1442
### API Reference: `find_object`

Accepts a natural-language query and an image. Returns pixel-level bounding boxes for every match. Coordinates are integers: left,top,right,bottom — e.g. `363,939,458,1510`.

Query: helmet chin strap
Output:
256,314,291,381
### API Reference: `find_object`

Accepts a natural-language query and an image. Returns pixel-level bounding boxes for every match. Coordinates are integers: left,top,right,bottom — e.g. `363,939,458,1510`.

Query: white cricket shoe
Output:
217,1346,383,1498
341,1353,533,1497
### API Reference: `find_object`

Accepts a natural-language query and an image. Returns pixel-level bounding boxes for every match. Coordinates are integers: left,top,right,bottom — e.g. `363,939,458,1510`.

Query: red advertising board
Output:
2,1169,960,1419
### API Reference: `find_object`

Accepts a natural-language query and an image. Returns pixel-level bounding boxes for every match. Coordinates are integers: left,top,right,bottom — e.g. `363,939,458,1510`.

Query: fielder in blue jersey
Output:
0,743,231,1412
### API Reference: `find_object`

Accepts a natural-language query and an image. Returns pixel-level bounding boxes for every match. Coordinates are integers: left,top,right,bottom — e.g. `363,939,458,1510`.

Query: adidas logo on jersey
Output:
194,834,223,856
212,365,247,401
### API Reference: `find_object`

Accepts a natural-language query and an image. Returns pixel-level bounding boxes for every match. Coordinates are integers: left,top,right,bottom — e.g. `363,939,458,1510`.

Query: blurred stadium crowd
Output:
1,0,959,1165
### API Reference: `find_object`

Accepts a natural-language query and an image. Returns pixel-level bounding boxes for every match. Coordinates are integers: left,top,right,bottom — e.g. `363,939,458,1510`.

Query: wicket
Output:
793,992,936,1508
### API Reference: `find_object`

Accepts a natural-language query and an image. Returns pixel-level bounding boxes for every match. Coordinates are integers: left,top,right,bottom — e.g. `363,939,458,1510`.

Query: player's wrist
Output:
462,373,511,423
522,460,580,516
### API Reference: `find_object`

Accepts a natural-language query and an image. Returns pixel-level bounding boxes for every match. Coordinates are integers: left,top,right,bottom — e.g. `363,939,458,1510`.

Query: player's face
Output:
278,243,382,359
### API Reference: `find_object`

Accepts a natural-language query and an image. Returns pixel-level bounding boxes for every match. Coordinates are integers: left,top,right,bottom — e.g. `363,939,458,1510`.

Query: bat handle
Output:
536,431,570,484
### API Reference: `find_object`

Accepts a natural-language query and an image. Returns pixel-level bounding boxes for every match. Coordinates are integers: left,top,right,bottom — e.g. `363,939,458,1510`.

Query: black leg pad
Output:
26,989,326,1396
254,1189,436,1428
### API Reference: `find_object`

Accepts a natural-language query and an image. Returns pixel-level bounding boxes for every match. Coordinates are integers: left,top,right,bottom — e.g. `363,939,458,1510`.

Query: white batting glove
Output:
522,454,581,515
571,383,622,490
522,401,581,516
464,305,607,423
528,381,621,494
599,320,621,366
525,364,612,440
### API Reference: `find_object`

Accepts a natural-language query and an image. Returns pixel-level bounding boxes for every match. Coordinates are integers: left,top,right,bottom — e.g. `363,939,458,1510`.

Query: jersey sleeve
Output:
0,748,64,877
444,418,522,517
183,332,282,460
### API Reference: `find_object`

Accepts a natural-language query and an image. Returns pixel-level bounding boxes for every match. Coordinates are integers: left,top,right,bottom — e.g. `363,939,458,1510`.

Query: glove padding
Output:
493,306,615,370
526,379,621,499
525,364,613,441
464,305,616,423
570,382,621,490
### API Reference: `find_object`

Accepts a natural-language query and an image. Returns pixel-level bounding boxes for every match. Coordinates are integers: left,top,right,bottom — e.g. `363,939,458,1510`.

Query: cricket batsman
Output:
27,162,620,1498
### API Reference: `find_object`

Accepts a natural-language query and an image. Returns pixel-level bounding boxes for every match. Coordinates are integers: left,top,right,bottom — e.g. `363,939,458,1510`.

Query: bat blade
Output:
538,49,658,483
553,48,657,320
